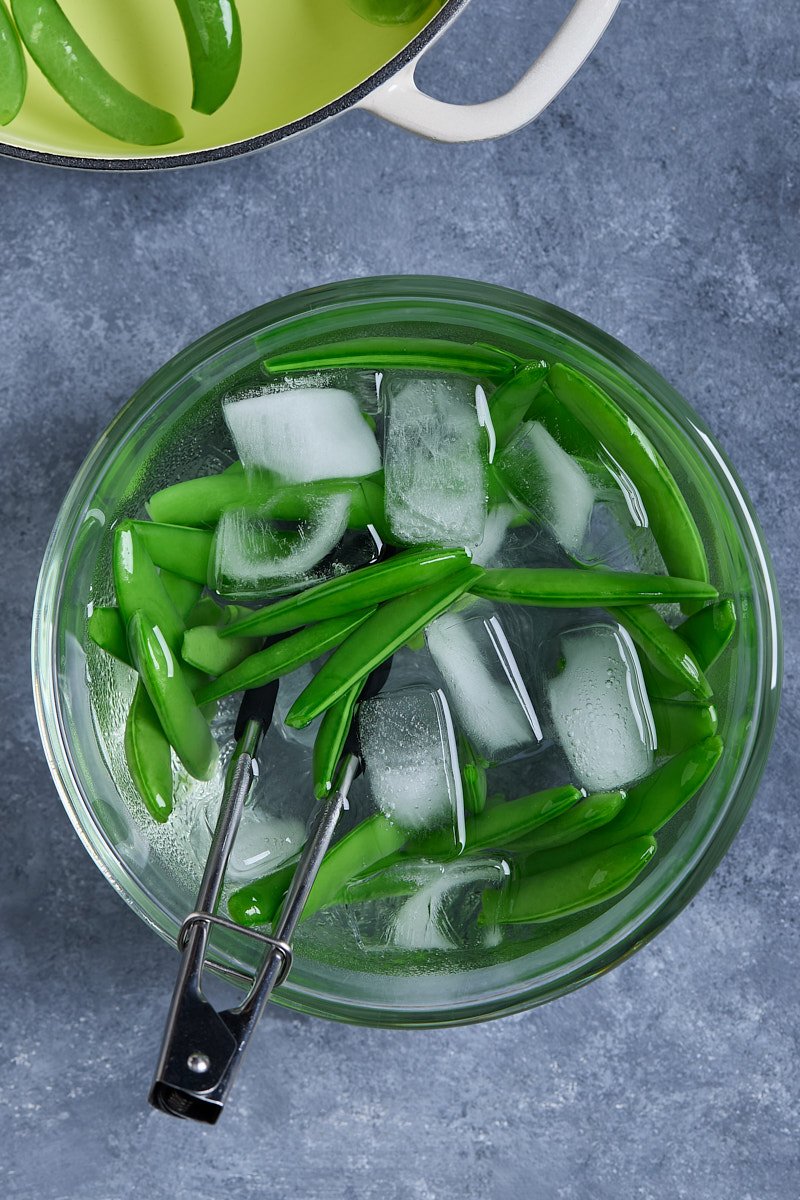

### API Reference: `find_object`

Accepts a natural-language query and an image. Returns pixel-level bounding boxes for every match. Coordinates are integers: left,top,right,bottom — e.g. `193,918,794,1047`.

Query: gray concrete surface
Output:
1,1,797,1197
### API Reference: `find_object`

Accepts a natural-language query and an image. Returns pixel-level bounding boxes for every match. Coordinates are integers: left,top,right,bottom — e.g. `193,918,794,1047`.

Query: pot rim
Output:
0,0,469,173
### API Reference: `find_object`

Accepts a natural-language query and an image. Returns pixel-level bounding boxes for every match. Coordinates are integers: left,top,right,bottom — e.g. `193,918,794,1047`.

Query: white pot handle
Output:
359,0,620,143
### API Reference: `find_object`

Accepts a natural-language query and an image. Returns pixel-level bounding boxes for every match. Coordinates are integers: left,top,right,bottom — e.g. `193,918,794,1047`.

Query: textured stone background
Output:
1,1,797,1197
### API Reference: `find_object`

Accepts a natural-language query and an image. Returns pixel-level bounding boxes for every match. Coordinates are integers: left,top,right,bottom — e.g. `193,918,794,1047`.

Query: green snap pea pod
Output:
510,791,626,853
642,599,737,699
615,604,712,699
173,0,242,115
225,546,471,638
459,735,488,816
488,361,548,448
517,736,724,876
0,1,26,125
88,606,132,666
89,595,214,716
358,476,389,539
651,699,718,756
548,364,709,599
312,681,362,800
195,608,376,706
481,836,657,925
11,0,183,144
262,338,521,382
159,571,202,621
409,785,582,860
128,611,218,782
124,683,173,823
147,465,378,530
524,380,603,460
286,566,484,728
113,523,185,655
182,624,261,676
471,567,717,608
128,521,213,585
185,595,226,628
88,597,210,668
147,463,250,526
678,598,737,668
228,813,407,927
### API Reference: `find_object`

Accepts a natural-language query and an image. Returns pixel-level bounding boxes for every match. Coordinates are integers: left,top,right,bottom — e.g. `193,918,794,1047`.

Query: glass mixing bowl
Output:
32,276,781,1028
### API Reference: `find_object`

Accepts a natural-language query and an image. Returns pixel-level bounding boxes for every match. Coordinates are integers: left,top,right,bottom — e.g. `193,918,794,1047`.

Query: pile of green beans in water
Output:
88,335,732,953
0,0,441,141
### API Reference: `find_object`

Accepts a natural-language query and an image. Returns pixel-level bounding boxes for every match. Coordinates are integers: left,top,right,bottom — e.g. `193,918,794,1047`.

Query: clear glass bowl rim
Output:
31,275,783,1029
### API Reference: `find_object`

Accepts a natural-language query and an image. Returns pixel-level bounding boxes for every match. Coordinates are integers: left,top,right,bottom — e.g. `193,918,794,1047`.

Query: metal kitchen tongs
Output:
149,659,392,1124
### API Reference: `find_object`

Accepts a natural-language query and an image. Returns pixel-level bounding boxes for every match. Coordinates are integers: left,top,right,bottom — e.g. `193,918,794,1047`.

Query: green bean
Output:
487,361,548,448
481,836,656,925
517,736,723,875
182,625,262,676
312,681,361,800
286,566,483,728
113,523,185,655
128,612,218,782
225,546,472,638
678,598,737,668
510,791,626,853
147,465,378,530
128,521,213,585
185,595,226,629
159,571,202,622
11,0,183,144
88,606,131,666
459,736,488,816
651,699,718,756
262,338,522,382
615,604,712,699
194,608,376,706
228,813,407,927
124,684,173,823
0,1,26,125
548,364,709,599
173,0,241,115
342,866,420,906
642,599,737,699
409,785,582,860
471,567,717,607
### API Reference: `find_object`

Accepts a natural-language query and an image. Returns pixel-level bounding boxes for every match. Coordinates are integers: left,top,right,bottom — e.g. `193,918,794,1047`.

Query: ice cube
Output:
275,663,321,748
358,686,465,840
227,811,305,882
426,607,542,764
469,504,518,567
345,857,509,954
382,376,487,547
212,491,353,599
497,421,596,556
223,386,381,482
548,623,655,791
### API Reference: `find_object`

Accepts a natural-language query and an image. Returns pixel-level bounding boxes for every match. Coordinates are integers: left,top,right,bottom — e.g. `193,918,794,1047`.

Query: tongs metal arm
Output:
150,657,391,1124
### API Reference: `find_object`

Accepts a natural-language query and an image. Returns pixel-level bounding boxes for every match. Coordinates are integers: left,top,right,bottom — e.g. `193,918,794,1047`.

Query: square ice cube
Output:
548,623,656,791
426,607,542,764
223,386,381,482
358,686,465,842
382,376,487,548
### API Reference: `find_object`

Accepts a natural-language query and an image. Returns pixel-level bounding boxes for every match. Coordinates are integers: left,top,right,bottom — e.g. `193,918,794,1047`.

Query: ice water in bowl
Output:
84,329,732,978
